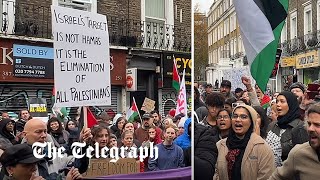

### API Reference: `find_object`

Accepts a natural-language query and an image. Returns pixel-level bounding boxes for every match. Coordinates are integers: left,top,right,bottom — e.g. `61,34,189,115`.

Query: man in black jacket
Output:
194,122,219,180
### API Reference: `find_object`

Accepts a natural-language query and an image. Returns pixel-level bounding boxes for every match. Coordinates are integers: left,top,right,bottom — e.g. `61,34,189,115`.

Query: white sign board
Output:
222,66,256,91
52,6,111,107
126,68,137,91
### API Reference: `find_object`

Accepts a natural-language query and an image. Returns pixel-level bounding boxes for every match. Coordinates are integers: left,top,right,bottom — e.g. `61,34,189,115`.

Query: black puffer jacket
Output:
194,123,219,180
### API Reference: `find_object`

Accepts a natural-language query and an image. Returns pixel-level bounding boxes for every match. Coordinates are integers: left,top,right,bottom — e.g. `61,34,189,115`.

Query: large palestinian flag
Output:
234,0,288,91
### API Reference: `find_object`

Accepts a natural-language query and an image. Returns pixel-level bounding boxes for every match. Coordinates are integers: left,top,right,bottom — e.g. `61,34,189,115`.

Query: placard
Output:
28,98,48,122
222,66,256,91
141,97,155,112
82,158,139,178
51,6,111,107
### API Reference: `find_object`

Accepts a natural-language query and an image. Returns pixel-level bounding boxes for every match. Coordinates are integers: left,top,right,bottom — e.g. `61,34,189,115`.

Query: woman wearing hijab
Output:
0,118,18,150
215,105,275,180
266,91,308,167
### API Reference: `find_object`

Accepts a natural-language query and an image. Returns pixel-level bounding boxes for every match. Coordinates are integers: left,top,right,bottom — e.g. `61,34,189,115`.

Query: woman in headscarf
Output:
0,119,17,150
215,105,275,180
266,91,308,167
110,115,126,139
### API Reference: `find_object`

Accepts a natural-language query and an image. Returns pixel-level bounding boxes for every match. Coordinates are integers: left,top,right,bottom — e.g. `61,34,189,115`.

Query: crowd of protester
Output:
0,106,191,179
195,76,320,180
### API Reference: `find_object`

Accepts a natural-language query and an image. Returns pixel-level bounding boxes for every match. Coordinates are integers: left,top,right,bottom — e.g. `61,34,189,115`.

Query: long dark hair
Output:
47,117,63,134
91,126,111,146
253,106,271,139
65,119,78,133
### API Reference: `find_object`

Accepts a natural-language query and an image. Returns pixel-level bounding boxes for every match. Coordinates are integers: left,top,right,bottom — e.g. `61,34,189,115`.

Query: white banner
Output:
175,70,187,117
52,6,111,107
222,66,256,91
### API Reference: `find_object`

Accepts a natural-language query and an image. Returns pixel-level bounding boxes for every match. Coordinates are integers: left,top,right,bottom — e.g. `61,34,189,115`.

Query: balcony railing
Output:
0,1,190,52
279,31,320,56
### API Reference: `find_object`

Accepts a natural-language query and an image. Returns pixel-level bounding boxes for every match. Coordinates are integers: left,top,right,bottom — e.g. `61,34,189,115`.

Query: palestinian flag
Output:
78,107,98,129
126,97,139,122
52,87,68,122
234,0,288,91
261,94,271,109
172,55,180,92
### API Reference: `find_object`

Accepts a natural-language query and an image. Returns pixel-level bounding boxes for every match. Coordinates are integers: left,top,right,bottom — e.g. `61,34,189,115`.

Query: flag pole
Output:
83,106,88,129
133,97,142,120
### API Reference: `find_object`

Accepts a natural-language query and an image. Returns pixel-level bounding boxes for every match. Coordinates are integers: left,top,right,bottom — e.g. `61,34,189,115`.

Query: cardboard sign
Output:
141,97,155,112
82,158,139,178
51,6,111,107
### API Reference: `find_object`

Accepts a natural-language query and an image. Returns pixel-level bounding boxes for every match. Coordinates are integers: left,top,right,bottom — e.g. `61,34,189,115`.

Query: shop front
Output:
296,50,320,85
279,56,296,91
0,38,126,117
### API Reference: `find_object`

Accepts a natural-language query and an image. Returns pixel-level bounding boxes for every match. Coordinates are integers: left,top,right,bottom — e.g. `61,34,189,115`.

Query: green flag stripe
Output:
251,21,285,91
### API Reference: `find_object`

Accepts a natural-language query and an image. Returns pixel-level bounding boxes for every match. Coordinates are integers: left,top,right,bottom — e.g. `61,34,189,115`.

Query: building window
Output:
290,11,297,39
304,4,312,35
145,0,165,19
180,9,182,23
57,0,96,12
281,20,287,43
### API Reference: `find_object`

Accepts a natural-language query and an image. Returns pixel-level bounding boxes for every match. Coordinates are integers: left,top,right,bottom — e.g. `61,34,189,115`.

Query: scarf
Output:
277,91,301,129
226,120,253,180
0,119,16,143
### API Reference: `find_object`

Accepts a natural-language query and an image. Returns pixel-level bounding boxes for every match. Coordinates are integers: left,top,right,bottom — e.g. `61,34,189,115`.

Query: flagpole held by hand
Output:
83,106,88,129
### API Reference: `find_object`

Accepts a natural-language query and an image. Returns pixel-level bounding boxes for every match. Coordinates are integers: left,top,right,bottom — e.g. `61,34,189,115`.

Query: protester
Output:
91,126,111,156
0,144,44,180
97,111,112,127
135,113,162,144
269,103,320,180
177,118,186,136
269,104,278,121
150,110,161,128
47,117,70,148
201,83,213,101
65,120,78,134
220,80,234,99
216,109,232,139
108,134,117,148
21,119,90,179
266,91,309,167
234,88,244,100
110,115,126,138
148,125,184,171
289,82,305,103
241,76,260,106
117,122,141,147
253,106,271,139
0,118,18,150
120,130,144,172
200,92,225,128
215,105,275,180
15,109,32,133
1,112,9,119
174,118,191,150
224,97,237,113
194,121,219,180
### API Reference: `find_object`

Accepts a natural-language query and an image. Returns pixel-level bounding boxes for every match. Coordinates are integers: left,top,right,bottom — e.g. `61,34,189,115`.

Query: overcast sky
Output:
193,0,215,14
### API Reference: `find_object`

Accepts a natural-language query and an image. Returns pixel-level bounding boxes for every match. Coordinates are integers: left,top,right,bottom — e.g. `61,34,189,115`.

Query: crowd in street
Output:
0,106,191,179
194,77,320,180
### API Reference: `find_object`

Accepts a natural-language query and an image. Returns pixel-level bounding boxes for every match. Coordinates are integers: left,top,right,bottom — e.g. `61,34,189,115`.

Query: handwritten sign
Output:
222,66,256,91
82,158,139,178
51,6,111,107
141,97,155,112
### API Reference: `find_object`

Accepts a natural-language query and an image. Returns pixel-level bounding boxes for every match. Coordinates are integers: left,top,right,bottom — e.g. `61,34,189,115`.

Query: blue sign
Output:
13,44,54,59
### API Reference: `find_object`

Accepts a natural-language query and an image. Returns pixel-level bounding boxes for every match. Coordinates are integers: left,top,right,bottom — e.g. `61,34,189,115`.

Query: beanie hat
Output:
289,82,306,93
232,104,258,129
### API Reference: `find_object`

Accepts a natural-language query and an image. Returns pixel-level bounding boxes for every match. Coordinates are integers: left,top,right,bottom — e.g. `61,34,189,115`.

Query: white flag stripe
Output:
234,0,274,64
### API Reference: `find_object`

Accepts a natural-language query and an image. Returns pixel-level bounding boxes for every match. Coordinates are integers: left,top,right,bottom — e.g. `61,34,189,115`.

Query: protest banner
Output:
141,97,155,112
82,158,139,178
222,66,256,91
51,6,111,107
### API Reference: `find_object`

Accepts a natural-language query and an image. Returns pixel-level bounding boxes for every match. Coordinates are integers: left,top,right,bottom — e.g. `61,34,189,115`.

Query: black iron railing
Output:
279,31,320,56
0,1,190,52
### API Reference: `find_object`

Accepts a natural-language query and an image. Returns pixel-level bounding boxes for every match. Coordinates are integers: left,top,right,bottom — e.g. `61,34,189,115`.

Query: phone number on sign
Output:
15,69,45,75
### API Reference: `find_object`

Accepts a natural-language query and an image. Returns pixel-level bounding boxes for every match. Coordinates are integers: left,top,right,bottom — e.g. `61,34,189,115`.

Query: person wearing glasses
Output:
214,105,275,180
216,109,232,140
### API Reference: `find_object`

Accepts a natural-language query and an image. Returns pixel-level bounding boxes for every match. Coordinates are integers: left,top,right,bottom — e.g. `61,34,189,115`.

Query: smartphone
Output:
307,84,320,91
